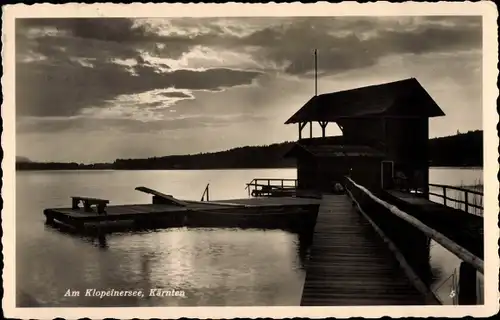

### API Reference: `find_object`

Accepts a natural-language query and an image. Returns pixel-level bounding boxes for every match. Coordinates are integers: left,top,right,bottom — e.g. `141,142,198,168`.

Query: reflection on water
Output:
16,169,309,307
19,226,310,307
429,240,484,305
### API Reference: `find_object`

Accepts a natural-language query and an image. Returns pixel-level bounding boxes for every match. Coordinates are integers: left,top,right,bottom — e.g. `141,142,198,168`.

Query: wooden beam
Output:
309,121,313,138
299,122,307,140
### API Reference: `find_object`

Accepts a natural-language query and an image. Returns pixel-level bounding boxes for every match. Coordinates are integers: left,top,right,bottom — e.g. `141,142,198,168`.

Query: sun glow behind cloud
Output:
79,88,195,121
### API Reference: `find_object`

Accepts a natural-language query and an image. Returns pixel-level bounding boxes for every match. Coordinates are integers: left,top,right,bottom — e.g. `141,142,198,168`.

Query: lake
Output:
15,167,483,307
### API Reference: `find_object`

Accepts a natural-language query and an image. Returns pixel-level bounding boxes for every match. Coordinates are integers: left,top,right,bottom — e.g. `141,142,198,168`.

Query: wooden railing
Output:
200,183,210,201
245,178,297,197
429,183,483,216
407,183,484,216
345,176,484,305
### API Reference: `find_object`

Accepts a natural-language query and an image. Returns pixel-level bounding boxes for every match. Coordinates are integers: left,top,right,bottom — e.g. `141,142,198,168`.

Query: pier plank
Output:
300,194,427,306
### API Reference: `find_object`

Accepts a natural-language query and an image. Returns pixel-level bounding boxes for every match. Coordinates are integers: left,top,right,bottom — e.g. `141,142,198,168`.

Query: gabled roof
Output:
284,143,385,159
285,78,445,124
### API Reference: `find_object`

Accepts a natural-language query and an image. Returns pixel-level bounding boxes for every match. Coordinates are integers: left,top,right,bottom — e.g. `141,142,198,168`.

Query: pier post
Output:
458,261,477,305
44,211,54,224
443,187,447,206
464,191,469,213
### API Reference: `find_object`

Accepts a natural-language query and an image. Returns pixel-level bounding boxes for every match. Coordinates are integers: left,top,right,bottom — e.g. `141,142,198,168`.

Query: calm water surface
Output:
16,168,483,306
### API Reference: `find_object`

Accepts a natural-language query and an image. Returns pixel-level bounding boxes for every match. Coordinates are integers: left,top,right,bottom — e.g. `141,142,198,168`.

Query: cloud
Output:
17,16,481,77
233,16,482,75
17,18,154,43
130,16,483,75
16,57,262,117
16,18,269,118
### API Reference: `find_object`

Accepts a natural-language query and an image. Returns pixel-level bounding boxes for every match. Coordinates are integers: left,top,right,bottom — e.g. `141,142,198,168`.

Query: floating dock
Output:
43,186,321,233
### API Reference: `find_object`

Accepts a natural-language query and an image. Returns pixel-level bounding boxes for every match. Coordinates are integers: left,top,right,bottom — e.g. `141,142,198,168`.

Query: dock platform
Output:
300,194,434,306
385,190,483,259
44,194,321,232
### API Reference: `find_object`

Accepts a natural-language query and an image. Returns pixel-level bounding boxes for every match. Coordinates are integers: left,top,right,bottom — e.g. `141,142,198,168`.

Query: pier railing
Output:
344,177,483,305
245,178,297,197
428,184,483,216
404,183,483,216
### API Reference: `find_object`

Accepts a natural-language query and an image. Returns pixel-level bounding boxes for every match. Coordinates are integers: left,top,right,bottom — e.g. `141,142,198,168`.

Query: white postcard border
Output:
2,2,499,319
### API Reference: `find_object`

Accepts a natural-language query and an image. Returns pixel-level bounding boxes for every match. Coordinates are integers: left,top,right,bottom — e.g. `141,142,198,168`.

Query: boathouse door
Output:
381,160,394,189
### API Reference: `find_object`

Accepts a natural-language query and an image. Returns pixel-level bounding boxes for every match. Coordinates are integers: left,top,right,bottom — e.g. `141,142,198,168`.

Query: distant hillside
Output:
16,161,113,171
113,142,297,170
16,156,32,163
16,130,483,170
429,130,483,167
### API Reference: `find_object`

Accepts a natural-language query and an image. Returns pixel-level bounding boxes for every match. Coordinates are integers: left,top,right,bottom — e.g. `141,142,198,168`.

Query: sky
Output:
15,16,483,163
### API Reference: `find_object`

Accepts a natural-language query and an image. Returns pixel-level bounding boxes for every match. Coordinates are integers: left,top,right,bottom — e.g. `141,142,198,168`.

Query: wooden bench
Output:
71,196,110,215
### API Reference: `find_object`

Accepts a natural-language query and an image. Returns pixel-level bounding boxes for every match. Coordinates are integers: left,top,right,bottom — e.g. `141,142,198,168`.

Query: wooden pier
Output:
249,176,484,305
300,194,438,306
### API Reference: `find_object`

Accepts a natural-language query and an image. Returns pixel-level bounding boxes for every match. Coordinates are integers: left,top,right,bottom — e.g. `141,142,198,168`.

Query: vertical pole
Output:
314,49,318,96
443,186,447,206
451,269,457,305
458,261,477,305
298,123,302,140
464,191,469,213
320,121,327,137
309,121,313,138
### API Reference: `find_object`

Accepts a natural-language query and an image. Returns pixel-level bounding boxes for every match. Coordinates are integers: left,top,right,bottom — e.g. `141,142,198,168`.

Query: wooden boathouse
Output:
284,77,445,194
247,78,484,305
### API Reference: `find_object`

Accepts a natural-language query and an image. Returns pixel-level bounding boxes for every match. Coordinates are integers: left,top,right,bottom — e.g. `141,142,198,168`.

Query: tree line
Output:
16,130,483,170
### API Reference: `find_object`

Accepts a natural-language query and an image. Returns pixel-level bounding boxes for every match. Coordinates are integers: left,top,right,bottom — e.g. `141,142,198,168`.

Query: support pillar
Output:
319,121,328,137
458,261,477,305
298,122,307,140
